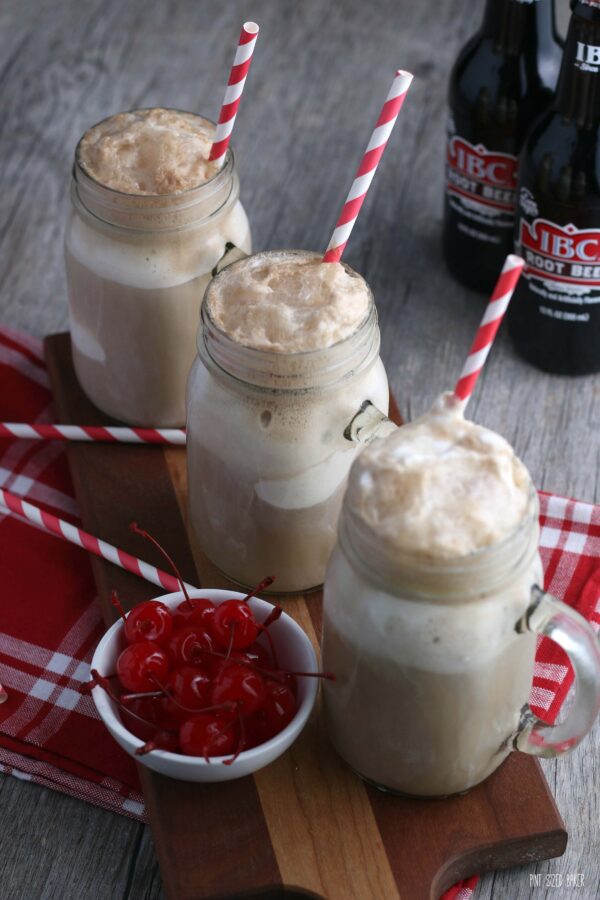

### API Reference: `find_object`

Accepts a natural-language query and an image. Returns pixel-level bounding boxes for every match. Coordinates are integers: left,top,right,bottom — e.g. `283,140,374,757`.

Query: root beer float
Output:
186,70,413,593
186,250,389,593
64,24,259,426
322,259,600,796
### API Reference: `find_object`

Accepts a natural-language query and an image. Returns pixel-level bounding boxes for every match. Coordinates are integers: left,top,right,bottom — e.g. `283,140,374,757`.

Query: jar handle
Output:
513,585,600,758
344,400,398,445
212,242,249,277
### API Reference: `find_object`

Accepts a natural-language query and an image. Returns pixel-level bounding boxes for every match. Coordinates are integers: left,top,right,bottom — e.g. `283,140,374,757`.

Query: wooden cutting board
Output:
44,332,567,900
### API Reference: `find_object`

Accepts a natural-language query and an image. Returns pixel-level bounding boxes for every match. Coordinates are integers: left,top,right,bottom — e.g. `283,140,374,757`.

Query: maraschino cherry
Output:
210,662,265,716
246,681,297,746
211,576,275,651
172,596,215,631
112,592,173,645
169,666,211,711
165,625,215,668
212,601,258,651
179,712,237,760
116,641,170,693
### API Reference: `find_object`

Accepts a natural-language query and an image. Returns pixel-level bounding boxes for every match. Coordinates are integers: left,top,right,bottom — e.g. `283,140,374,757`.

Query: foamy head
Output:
77,108,219,194
206,251,371,353
347,393,532,560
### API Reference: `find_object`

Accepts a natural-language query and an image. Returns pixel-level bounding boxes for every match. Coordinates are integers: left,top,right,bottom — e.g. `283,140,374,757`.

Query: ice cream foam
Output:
347,392,531,560
206,251,371,353
77,109,219,195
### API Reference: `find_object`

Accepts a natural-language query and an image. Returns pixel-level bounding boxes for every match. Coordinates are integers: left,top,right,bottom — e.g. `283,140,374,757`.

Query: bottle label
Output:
517,192,600,315
575,41,600,72
446,135,518,241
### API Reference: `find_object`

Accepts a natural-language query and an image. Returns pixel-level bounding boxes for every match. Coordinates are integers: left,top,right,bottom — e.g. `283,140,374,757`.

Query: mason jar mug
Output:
64,113,251,426
186,250,390,594
322,488,600,797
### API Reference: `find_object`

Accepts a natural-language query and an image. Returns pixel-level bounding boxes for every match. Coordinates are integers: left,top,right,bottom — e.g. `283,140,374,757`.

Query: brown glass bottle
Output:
443,0,563,293
509,0,600,375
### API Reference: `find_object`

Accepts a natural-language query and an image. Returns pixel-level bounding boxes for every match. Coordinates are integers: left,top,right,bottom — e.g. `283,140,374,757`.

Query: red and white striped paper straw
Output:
209,21,259,165
0,488,196,594
0,423,186,445
453,254,525,404
323,69,414,264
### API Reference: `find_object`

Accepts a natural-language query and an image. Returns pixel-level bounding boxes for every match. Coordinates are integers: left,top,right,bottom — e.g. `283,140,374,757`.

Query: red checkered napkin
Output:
0,327,145,821
444,500,600,897
0,327,599,894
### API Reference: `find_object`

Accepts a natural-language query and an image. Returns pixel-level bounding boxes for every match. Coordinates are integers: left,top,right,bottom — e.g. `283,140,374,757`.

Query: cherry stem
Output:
184,645,333,684
249,663,335,683
193,701,237,715
225,621,236,660
122,687,236,718
280,670,336,681
262,605,283,629
88,669,118,700
111,590,128,627
136,739,159,756
224,702,246,766
120,690,163,702
147,674,235,716
88,669,178,734
129,521,193,607
80,672,121,693
136,733,173,757
259,625,279,670
242,575,275,603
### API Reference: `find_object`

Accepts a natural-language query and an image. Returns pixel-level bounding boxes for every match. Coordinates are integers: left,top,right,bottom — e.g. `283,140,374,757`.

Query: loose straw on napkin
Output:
0,487,195,593
0,423,186,445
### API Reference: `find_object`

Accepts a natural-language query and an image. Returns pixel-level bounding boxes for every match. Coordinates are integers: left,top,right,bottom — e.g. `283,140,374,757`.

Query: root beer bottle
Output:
443,0,563,293
509,0,600,375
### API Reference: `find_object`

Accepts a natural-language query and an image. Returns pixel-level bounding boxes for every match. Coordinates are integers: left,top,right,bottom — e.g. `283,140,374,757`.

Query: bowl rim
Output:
90,588,318,768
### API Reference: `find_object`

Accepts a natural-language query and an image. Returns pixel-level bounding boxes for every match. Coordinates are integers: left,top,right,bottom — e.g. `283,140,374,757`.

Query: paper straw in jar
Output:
323,69,414,264
0,423,186,445
453,254,525,405
0,487,196,594
209,21,260,166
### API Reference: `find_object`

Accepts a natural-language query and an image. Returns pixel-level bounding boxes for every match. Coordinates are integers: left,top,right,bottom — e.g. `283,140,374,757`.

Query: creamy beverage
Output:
322,394,543,796
65,108,251,426
186,250,389,593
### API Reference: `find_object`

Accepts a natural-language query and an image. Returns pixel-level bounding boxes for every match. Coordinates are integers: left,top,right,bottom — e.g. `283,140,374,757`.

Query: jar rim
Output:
201,249,374,360
198,250,380,392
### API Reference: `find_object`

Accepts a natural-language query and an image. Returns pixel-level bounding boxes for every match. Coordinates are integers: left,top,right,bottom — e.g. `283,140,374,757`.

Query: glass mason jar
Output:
322,488,600,797
64,112,251,427
186,250,390,594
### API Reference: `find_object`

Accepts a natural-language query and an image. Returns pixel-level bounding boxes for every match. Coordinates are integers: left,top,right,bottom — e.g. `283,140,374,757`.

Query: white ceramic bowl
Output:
90,589,318,782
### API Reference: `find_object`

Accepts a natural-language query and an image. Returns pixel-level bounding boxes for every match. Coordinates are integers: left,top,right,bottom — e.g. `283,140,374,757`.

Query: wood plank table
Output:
0,1,598,899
